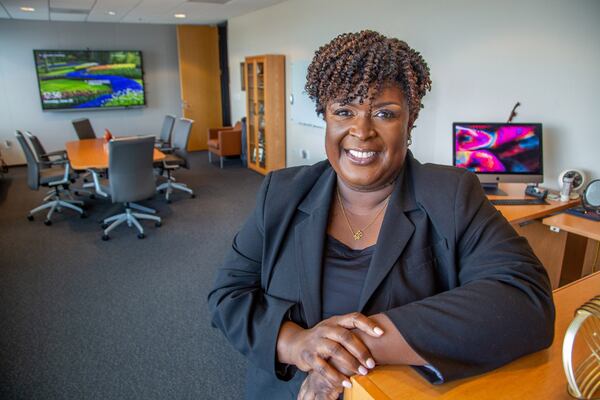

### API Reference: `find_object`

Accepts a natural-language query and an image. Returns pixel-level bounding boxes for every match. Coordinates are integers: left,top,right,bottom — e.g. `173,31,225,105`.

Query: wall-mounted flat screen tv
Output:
33,50,146,111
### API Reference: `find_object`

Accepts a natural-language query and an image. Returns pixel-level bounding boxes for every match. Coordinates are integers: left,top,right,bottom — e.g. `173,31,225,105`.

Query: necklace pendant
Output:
353,230,364,240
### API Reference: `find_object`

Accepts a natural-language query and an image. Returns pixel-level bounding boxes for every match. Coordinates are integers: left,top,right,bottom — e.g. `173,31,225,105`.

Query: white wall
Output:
0,20,181,165
228,0,600,189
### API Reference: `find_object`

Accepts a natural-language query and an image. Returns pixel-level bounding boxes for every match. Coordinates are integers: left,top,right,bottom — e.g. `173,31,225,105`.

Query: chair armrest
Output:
209,126,233,140
44,150,68,159
44,158,69,166
160,146,178,154
162,160,180,170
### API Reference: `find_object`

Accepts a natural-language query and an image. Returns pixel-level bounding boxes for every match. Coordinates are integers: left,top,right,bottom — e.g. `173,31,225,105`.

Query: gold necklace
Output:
336,188,391,240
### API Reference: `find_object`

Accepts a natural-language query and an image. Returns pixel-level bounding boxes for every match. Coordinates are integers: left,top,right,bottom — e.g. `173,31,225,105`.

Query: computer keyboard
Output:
490,198,548,206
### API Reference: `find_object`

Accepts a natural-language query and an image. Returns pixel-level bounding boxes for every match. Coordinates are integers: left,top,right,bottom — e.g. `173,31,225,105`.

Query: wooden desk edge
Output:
541,213,600,242
346,272,600,399
350,375,392,400
502,199,579,225
554,270,599,293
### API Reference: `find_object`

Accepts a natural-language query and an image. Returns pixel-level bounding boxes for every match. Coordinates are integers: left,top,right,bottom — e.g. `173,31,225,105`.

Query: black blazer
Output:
208,152,555,399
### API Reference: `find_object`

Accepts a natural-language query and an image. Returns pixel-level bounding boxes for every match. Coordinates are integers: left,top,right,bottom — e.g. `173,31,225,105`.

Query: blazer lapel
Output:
295,168,336,327
358,166,417,311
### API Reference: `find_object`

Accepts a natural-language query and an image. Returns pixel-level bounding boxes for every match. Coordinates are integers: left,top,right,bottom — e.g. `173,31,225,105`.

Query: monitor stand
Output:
482,183,507,196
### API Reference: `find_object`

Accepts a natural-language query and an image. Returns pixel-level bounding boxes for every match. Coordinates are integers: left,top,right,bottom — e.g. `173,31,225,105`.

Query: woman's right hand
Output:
277,312,383,387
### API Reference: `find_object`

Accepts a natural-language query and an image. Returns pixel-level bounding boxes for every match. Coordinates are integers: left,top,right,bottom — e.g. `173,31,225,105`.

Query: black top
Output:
321,235,375,320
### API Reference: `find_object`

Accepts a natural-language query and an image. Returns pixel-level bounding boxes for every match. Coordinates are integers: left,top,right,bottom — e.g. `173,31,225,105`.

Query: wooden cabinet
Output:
244,55,286,174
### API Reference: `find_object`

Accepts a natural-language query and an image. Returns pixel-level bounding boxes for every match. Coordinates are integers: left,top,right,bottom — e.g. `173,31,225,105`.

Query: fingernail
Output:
373,327,384,336
366,358,376,369
358,366,368,375
342,380,352,389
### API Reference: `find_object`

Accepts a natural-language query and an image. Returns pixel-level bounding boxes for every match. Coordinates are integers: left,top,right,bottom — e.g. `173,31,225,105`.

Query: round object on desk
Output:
562,295,600,399
558,169,586,191
582,179,600,212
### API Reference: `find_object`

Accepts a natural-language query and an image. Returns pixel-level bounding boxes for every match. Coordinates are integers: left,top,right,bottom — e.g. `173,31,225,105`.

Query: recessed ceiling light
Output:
20,7,35,12
174,13,187,19
107,11,116,16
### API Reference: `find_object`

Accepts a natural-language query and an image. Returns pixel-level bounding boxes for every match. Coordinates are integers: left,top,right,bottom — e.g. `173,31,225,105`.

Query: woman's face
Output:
325,85,411,191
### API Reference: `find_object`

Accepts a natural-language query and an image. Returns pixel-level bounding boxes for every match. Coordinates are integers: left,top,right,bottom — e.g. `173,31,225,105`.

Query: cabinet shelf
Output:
244,55,286,174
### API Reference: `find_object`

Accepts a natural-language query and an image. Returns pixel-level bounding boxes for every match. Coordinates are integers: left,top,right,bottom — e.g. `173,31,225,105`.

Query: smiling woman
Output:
208,30,555,400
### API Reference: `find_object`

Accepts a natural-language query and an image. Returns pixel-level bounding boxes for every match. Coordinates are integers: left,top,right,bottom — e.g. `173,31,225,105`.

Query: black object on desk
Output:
565,206,600,221
490,198,548,206
525,184,548,199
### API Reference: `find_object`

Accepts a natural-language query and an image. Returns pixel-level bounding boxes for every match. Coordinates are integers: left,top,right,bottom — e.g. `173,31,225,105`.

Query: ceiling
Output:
0,0,288,25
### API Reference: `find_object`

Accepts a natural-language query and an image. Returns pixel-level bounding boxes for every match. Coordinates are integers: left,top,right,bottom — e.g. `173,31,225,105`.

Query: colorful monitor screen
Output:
453,123,543,176
33,50,146,111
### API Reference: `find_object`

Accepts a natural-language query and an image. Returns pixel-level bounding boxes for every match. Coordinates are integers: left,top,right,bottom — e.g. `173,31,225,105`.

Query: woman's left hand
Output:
298,370,343,400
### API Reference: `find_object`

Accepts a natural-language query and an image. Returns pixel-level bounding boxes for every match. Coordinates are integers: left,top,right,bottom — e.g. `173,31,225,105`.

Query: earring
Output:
407,134,412,146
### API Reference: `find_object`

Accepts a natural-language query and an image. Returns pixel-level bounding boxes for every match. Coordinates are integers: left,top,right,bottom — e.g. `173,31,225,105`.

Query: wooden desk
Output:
345,272,600,400
543,213,600,242
488,183,578,225
542,213,600,286
487,184,580,288
65,138,165,170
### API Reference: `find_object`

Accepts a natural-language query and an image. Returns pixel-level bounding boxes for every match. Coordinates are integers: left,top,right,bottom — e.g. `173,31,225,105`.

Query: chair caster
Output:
44,219,52,226
27,215,34,221
102,234,110,241
191,194,196,198
80,212,88,219
155,221,162,227
137,233,145,239
101,223,108,229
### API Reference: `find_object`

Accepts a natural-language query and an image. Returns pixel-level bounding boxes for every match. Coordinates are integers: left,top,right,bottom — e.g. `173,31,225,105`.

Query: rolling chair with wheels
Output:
155,114,176,149
72,118,99,188
92,136,161,240
24,131,94,199
156,118,195,203
15,131,86,225
72,118,96,140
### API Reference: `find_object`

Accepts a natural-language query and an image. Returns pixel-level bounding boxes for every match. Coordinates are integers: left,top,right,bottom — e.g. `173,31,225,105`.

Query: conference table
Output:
345,271,600,399
65,138,165,170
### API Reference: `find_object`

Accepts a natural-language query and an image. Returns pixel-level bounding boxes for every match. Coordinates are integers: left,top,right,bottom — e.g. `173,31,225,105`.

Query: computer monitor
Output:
453,122,543,194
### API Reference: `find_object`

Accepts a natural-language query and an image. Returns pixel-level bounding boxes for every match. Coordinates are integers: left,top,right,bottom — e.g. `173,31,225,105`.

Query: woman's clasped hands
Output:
277,312,384,400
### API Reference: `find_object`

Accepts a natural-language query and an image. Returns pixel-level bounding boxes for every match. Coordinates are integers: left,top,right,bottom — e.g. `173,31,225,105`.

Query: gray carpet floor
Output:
0,152,263,399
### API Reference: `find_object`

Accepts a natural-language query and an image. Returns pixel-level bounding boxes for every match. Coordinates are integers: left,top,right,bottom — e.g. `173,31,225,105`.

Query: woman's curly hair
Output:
305,30,432,125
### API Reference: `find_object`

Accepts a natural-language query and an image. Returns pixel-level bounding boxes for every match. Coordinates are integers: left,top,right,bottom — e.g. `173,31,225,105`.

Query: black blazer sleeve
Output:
385,171,555,382
207,172,296,378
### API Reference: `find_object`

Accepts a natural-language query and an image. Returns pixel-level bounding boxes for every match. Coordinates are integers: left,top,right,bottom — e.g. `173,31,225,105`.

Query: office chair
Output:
207,121,242,168
156,118,195,203
24,131,68,164
15,131,86,225
72,118,96,140
92,136,161,240
23,131,93,199
155,114,177,149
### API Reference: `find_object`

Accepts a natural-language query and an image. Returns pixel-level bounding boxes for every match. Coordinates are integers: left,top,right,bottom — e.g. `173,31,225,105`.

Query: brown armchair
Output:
207,121,242,168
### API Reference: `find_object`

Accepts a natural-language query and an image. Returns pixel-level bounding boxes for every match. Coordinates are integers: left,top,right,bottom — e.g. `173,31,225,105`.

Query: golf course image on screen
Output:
34,50,146,110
